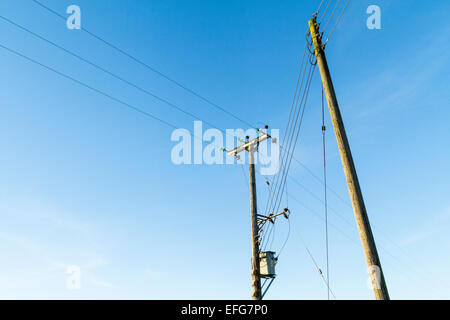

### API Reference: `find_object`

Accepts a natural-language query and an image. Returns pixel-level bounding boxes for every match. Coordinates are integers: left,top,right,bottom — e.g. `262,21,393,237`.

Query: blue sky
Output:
0,0,449,299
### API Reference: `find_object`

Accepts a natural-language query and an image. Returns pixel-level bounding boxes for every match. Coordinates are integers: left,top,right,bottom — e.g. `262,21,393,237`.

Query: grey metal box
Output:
259,251,276,278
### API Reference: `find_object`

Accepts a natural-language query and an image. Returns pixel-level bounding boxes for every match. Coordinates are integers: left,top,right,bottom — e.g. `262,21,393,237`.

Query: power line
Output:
291,155,353,208
299,233,336,299
316,0,326,14
294,190,450,295
28,1,335,192
265,59,311,217
265,31,313,207
256,66,314,250
276,212,291,258
322,0,341,34
260,55,316,252
240,163,250,193
261,60,307,248
263,43,310,218
5,4,323,261
269,63,316,217
0,43,179,130
275,179,291,255
292,10,445,290
30,0,255,129
7,0,445,298
0,15,227,135
27,0,341,202
0,43,227,151
257,167,276,251
321,85,330,300
258,126,422,282
268,143,450,295
319,0,333,25
29,2,337,192
324,0,350,45
288,191,404,269
292,160,450,286
1,14,272,159
267,27,319,219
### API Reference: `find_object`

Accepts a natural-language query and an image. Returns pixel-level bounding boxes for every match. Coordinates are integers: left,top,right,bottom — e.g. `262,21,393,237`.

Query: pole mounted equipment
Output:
228,133,270,300
228,132,287,300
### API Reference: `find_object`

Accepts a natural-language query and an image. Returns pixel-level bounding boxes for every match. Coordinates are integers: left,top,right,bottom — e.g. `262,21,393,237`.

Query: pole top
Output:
227,133,271,157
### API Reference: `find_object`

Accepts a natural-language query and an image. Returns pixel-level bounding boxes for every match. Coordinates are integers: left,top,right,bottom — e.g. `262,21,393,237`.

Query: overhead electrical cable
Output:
0,14,264,156
270,63,316,216
324,0,350,45
31,0,338,222
0,43,229,151
262,44,310,217
261,62,316,251
0,15,227,135
30,0,255,128
319,0,333,25
321,86,331,300
264,56,313,218
322,0,341,34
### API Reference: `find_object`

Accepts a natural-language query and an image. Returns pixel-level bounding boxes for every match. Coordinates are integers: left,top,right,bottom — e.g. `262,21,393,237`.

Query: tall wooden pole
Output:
249,146,262,300
227,134,269,299
308,15,390,300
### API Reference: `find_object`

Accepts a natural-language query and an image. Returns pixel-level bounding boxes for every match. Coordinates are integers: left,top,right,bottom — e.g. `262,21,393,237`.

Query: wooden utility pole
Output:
228,133,270,300
308,15,390,300
248,146,261,300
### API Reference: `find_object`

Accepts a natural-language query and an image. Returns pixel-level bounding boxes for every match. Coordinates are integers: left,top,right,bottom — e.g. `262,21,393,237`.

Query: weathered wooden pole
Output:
248,146,262,300
308,15,390,300
228,134,270,299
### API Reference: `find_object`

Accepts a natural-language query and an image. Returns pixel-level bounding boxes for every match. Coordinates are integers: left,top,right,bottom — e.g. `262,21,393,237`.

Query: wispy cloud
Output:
0,201,94,239
398,206,450,247
144,268,169,280
348,26,450,120
0,198,115,296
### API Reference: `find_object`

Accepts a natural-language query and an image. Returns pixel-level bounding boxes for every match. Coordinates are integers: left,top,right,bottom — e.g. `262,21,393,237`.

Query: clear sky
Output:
0,0,449,299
